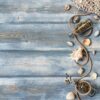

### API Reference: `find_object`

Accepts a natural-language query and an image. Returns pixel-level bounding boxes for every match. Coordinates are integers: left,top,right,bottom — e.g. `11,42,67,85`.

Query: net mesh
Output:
73,0,100,16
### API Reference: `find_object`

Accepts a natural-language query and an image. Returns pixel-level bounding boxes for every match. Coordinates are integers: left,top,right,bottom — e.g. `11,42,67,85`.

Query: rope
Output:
68,13,93,100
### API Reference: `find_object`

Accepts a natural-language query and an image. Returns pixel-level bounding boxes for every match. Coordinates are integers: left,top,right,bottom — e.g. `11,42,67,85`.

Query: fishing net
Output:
73,0,100,16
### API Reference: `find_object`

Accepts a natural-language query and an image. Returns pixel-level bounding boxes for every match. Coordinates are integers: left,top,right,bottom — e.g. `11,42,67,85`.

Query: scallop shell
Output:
73,0,100,16
66,92,75,100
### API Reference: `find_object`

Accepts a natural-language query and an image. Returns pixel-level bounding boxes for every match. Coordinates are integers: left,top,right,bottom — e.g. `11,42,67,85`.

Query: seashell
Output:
73,0,100,16
94,30,100,37
83,38,91,46
94,15,100,20
78,68,85,75
67,41,74,47
66,92,75,100
64,4,71,11
91,72,98,80
70,47,83,62
72,15,80,23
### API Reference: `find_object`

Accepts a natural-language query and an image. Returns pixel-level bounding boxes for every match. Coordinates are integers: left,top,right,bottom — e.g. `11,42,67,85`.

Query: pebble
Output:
91,72,98,80
64,4,71,11
83,38,91,46
67,41,74,47
94,30,100,37
66,92,75,100
72,15,80,23
78,68,85,75
92,50,96,56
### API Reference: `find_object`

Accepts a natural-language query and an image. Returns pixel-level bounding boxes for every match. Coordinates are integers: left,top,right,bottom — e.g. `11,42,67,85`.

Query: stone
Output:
94,30,100,37
67,41,74,47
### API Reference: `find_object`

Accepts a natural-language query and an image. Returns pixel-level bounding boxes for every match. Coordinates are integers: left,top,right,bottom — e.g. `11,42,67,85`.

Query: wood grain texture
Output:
0,23,99,51
0,51,98,77
0,0,99,99
0,0,73,13
0,77,99,100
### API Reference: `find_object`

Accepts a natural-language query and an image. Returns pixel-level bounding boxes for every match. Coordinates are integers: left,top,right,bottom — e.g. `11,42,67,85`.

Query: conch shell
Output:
73,0,100,16
70,47,83,62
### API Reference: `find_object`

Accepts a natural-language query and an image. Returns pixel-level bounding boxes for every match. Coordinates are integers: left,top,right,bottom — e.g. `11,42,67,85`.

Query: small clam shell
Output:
72,15,80,23
66,92,75,100
64,4,71,11
67,41,74,47
94,15,100,20
91,72,98,80
78,68,85,75
83,38,91,46
94,31,100,37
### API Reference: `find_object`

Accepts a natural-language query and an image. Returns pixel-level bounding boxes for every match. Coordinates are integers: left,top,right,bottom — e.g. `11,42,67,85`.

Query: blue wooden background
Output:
0,0,100,100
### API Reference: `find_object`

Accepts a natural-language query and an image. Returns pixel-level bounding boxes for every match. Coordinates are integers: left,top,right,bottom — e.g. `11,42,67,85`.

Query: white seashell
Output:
91,72,98,80
78,68,84,75
70,47,83,62
67,41,74,47
64,4,71,11
66,92,75,100
94,15,100,20
94,30,100,37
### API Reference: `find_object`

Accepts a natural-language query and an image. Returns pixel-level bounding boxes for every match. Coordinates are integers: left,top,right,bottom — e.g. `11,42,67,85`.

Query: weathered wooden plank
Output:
0,23,99,51
0,50,98,77
0,77,99,100
0,0,74,13
0,13,98,24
